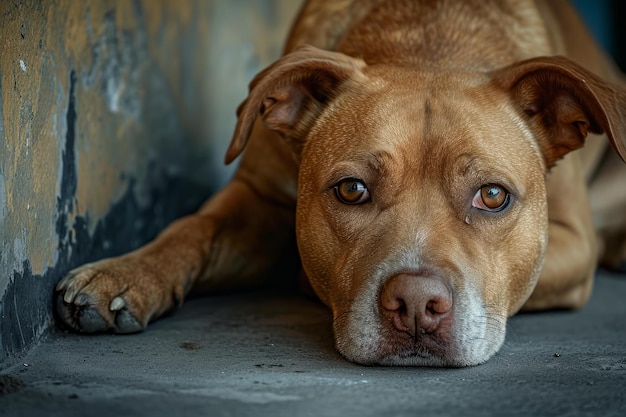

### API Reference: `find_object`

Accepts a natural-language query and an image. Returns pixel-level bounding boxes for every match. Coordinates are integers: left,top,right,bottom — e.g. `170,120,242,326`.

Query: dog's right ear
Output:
224,45,367,164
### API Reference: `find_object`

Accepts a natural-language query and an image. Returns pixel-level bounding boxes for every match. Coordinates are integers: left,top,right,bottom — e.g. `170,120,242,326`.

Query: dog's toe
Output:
108,295,143,333
55,292,80,331
54,260,155,334
55,291,109,333
114,307,144,334
77,305,109,333
56,265,96,304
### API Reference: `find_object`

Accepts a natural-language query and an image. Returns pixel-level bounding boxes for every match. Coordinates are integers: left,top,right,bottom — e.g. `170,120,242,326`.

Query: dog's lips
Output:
329,274,505,367
372,314,465,366
335,316,493,367
379,334,457,365
335,324,468,367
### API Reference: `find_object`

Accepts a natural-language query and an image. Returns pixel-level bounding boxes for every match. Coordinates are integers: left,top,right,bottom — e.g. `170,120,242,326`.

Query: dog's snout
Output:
381,273,453,335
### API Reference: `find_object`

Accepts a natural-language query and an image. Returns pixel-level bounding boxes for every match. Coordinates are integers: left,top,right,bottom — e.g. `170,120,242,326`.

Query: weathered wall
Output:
0,0,301,366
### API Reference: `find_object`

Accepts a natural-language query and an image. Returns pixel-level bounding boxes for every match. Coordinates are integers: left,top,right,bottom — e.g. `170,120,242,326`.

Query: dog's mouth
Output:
334,312,498,367
330,281,506,367
349,319,466,367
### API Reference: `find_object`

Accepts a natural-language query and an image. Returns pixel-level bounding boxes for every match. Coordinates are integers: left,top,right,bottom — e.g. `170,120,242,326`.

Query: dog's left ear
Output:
224,45,367,164
492,56,626,169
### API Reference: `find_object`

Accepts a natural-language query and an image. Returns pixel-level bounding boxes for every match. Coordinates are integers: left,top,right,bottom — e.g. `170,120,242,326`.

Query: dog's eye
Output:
472,184,510,212
334,179,370,205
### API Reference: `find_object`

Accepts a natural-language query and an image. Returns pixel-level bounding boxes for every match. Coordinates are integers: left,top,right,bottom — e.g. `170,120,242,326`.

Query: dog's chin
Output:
334,332,498,367
378,353,482,368
335,333,501,367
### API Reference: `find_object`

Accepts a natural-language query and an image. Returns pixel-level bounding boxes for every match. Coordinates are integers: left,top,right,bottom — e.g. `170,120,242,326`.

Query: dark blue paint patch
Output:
1,174,211,365
55,69,77,251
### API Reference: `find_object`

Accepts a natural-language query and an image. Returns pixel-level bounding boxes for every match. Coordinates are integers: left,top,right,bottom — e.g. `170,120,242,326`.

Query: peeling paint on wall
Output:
0,174,6,234
0,0,302,366
55,69,78,267
0,73,6,238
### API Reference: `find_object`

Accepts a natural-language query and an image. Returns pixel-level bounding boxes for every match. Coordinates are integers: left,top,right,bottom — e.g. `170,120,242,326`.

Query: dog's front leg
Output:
521,154,597,311
56,127,298,333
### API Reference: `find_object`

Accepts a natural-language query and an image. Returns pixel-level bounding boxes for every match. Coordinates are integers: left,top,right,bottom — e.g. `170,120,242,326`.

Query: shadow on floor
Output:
1,272,625,417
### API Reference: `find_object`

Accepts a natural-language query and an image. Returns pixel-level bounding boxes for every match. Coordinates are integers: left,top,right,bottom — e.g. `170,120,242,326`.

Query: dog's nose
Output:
381,273,453,335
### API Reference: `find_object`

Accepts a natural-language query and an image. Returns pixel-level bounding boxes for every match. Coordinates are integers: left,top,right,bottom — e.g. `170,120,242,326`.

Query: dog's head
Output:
227,45,626,366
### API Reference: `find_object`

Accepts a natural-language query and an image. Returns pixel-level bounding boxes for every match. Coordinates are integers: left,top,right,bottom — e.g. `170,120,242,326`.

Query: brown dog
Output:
56,0,626,367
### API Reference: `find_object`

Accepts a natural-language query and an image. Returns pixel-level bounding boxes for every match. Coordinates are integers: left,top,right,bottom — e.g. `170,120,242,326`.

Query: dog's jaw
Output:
335,296,506,367
327,252,508,367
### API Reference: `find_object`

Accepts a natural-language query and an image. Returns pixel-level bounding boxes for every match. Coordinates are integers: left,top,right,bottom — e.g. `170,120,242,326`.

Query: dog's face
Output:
227,46,626,366
295,67,548,366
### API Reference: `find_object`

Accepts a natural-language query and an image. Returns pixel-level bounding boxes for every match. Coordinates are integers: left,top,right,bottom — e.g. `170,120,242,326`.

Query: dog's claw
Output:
110,296,126,311
74,293,91,306
60,276,82,303
59,267,97,304
62,288,76,304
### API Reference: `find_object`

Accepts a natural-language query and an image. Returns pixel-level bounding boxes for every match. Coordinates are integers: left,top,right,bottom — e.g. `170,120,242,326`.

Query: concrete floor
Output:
1,271,625,417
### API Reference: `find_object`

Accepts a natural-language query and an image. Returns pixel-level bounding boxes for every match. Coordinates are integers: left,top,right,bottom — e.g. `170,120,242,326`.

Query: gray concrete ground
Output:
1,271,625,417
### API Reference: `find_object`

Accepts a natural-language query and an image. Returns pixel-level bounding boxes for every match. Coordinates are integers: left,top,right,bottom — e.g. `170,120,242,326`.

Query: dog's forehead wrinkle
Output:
455,153,480,178
340,149,397,177
450,151,516,192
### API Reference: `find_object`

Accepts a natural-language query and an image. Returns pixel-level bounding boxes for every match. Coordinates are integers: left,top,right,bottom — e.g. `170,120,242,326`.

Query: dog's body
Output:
56,0,626,367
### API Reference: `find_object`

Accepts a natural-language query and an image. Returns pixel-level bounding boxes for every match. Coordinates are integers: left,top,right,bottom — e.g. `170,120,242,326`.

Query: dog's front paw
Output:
55,257,180,334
